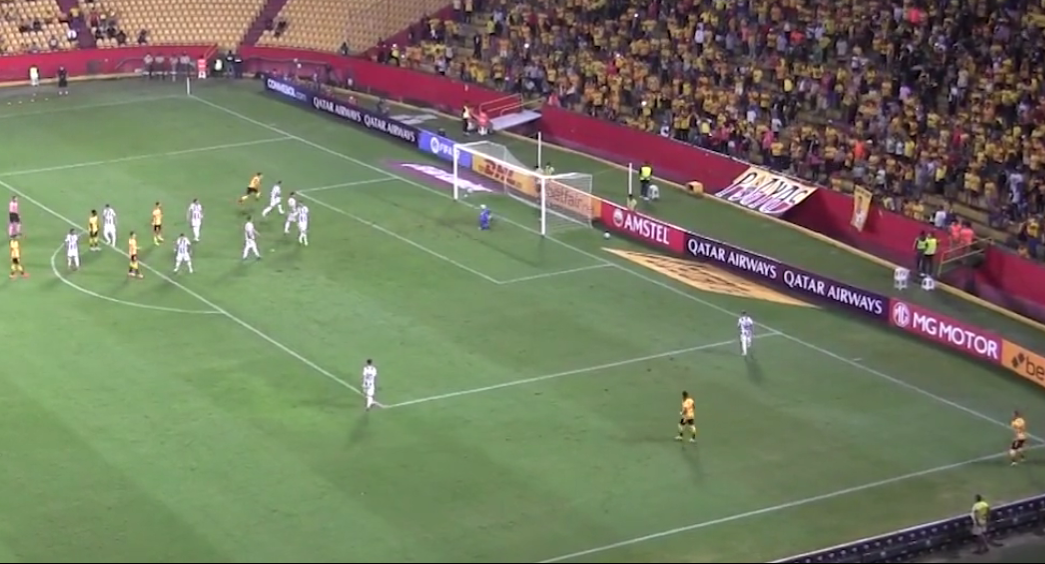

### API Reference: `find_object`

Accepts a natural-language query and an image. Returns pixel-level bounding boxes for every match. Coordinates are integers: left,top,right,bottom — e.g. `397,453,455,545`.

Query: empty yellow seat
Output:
257,0,445,53
78,0,266,50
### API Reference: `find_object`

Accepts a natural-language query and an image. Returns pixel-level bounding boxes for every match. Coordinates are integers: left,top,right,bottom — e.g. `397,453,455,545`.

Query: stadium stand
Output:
256,0,447,54
80,0,267,50
396,0,1045,260
0,0,77,54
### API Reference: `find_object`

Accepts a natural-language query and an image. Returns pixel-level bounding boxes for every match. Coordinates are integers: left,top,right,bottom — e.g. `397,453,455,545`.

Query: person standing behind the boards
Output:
922,232,938,277
639,162,653,200
461,105,471,135
971,495,992,554
913,232,928,276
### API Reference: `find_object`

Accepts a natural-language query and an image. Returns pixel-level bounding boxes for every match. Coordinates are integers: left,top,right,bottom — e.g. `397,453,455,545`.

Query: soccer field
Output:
2,79,1045,563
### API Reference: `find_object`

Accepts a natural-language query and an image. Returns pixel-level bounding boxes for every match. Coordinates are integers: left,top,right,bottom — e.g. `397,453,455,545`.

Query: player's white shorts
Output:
67,251,79,260
190,220,201,230
103,225,116,240
298,220,308,233
244,239,258,253
364,384,375,401
176,252,191,263
269,196,281,207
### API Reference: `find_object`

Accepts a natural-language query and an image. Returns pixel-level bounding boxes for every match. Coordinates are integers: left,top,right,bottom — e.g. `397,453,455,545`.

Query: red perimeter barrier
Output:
8,46,1045,323
0,45,213,82
260,53,1039,324
237,46,511,114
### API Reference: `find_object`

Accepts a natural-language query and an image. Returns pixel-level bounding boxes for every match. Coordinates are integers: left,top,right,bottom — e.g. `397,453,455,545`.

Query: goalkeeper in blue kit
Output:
479,205,492,230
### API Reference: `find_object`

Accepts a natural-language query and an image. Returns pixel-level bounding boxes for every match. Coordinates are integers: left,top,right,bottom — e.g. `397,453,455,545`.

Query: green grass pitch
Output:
1,79,1044,563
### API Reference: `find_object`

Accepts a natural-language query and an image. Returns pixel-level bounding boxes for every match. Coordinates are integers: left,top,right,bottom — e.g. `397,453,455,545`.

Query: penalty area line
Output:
495,263,612,285
191,96,1026,440
382,333,780,409
49,240,220,315
538,443,1045,563
0,177,371,402
0,137,292,177
300,191,503,285
298,177,398,193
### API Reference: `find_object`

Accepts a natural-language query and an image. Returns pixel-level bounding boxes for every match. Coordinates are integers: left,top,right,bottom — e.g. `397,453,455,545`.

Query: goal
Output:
452,140,595,236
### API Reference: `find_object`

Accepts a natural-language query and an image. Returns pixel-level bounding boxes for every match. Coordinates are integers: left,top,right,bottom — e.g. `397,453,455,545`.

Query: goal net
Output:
452,140,595,236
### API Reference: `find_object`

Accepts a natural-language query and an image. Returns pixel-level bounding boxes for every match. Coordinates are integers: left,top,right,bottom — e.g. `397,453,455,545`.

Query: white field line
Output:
0,137,292,177
496,264,611,285
0,94,182,120
300,191,502,284
383,333,779,409
191,96,1036,442
537,443,1045,563
298,178,398,193
48,241,218,316
300,183,608,286
0,178,373,403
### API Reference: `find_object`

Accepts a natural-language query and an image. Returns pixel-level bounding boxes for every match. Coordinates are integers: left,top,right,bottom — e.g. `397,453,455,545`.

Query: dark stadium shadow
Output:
346,409,370,447
216,258,256,283
360,187,550,268
269,241,304,269
745,354,764,385
449,224,548,268
679,440,705,481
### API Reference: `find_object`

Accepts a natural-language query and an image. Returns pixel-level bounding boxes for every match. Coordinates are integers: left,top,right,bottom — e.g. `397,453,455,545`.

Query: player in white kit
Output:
297,203,310,246
101,204,117,246
283,191,298,234
174,233,193,273
738,311,755,356
362,359,378,410
262,181,284,217
64,228,80,270
242,216,261,260
186,199,204,242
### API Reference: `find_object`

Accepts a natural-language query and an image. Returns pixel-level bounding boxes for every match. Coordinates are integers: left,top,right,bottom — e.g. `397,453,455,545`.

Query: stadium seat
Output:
0,0,75,54
256,0,446,53
79,0,266,50
396,0,1045,259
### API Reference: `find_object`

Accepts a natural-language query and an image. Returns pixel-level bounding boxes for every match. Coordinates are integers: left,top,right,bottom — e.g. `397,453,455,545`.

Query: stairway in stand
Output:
241,0,291,46
55,0,96,48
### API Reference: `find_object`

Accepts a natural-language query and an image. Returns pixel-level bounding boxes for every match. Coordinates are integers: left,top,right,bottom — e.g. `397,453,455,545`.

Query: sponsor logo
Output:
780,268,885,316
263,76,419,145
715,167,818,216
265,77,307,101
1002,341,1045,388
682,232,887,317
605,248,813,307
418,130,473,168
890,300,1001,362
473,155,536,195
545,178,595,219
603,203,684,251
398,163,492,193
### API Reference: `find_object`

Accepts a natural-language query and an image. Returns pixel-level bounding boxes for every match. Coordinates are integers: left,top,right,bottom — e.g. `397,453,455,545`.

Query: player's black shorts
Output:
1012,439,1026,451
246,186,260,196
129,254,138,263
152,224,162,233
10,257,18,266
88,229,99,238
679,418,694,427
9,212,19,223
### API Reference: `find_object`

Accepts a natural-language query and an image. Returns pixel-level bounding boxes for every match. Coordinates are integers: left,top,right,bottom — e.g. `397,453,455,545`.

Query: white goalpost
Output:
452,135,595,236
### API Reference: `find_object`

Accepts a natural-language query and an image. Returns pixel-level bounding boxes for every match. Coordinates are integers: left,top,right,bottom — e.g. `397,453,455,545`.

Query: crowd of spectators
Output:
0,0,78,54
394,0,1045,260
